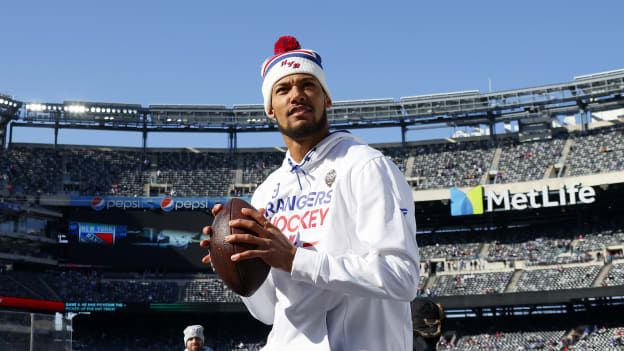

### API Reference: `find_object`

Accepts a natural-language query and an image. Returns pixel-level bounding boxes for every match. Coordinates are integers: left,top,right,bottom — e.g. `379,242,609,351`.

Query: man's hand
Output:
200,203,223,265
227,207,297,273
200,204,297,273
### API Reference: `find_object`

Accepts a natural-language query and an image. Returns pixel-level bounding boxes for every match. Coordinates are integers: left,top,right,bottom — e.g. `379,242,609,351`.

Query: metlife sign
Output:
69,196,248,211
450,182,596,216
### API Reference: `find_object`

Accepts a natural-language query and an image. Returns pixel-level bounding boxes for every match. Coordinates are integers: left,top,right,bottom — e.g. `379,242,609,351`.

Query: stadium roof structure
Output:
2,68,624,149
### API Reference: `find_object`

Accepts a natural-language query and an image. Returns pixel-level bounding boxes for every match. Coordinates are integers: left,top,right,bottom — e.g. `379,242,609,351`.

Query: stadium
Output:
0,67,624,350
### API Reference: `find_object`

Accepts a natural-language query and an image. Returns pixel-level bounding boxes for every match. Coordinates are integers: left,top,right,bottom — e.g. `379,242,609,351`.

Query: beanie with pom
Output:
261,36,331,115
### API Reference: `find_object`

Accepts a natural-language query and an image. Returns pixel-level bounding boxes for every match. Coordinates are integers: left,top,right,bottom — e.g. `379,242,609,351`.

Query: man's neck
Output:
283,131,330,163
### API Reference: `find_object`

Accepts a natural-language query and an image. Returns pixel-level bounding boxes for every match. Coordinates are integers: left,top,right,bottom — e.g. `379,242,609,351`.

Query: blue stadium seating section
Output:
0,123,622,196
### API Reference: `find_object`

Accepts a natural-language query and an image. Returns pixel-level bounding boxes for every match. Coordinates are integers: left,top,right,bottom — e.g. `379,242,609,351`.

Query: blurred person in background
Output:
183,325,212,351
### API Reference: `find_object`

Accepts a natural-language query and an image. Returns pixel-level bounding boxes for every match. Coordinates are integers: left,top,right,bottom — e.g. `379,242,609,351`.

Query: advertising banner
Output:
69,196,249,211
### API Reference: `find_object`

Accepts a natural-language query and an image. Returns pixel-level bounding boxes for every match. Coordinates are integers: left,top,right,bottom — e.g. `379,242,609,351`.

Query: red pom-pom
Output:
274,36,301,55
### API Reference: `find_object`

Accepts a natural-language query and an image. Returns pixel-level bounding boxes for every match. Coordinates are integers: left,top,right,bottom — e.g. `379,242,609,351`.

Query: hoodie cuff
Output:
290,248,324,284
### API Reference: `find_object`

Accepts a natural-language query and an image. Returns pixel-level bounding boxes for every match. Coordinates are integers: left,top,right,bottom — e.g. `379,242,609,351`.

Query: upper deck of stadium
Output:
0,119,621,201
0,68,622,144
0,68,622,202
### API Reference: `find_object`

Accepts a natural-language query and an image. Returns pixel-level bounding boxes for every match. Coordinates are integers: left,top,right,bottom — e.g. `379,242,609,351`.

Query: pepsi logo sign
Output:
160,197,174,212
91,197,106,211
79,196,218,211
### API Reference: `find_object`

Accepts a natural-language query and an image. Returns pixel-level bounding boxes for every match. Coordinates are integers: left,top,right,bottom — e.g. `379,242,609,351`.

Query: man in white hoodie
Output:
201,36,420,350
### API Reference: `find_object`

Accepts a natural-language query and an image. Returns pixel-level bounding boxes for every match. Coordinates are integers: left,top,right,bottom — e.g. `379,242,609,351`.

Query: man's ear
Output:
325,96,332,109
267,104,276,120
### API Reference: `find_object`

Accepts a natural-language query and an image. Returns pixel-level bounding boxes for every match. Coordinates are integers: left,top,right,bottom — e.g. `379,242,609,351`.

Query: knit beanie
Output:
261,35,331,115
183,325,204,344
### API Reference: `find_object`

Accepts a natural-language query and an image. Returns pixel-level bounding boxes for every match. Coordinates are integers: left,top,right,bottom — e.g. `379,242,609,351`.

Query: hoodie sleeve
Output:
240,272,277,325
240,186,278,325
290,156,420,301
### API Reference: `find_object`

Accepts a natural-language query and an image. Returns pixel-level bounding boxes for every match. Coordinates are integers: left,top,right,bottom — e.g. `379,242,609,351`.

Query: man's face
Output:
268,73,332,140
186,337,203,351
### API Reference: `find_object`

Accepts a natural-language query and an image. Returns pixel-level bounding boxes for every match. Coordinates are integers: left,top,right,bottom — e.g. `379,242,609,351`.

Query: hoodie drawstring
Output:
289,162,307,190
288,149,315,190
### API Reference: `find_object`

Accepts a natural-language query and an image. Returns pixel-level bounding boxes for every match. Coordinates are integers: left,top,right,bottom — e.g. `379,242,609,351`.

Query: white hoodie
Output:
243,131,420,350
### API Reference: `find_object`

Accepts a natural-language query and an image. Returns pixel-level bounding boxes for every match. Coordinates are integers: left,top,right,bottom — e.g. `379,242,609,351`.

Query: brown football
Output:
209,198,270,297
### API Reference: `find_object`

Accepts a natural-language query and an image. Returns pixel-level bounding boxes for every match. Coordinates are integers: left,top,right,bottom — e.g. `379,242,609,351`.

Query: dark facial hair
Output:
276,109,328,140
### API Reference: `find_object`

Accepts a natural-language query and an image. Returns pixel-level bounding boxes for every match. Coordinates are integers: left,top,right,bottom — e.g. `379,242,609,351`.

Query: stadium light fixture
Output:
0,96,21,108
26,103,44,112
78,104,140,116
64,104,87,113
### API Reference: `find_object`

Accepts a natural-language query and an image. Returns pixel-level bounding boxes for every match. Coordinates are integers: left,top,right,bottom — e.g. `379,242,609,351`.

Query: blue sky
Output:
2,1,622,148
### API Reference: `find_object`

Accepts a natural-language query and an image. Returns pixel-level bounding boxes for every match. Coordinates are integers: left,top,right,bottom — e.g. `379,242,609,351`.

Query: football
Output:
209,198,270,297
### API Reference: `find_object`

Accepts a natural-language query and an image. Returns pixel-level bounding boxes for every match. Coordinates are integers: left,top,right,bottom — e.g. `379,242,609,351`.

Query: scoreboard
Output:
60,207,214,271
69,222,127,245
